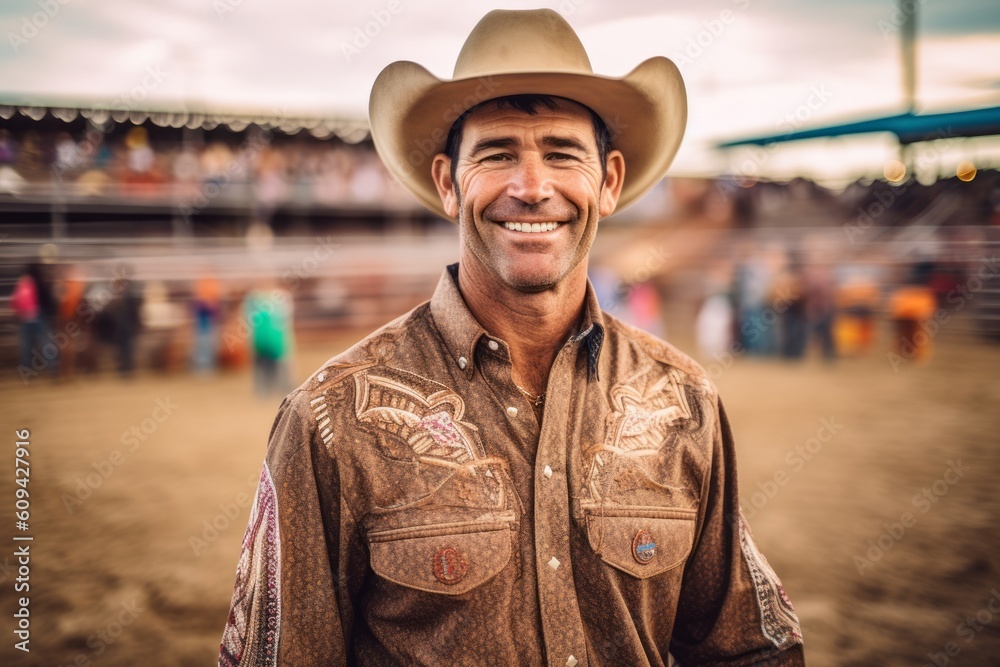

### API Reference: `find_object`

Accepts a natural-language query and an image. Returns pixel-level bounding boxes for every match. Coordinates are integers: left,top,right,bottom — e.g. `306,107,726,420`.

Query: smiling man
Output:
220,9,804,667
432,95,624,409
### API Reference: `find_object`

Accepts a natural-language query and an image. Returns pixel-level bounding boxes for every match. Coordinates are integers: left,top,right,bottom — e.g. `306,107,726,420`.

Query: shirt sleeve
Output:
669,395,805,666
219,389,350,666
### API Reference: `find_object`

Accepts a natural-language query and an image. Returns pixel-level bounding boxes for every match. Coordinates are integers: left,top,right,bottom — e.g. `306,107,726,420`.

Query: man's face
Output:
432,99,624,292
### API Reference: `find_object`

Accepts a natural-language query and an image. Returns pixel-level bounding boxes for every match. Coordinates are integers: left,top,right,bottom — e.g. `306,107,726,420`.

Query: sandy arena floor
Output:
1,331,999,666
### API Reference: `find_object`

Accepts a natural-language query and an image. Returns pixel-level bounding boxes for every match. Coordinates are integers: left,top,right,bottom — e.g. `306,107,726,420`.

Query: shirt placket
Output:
534,339,589,667
478,337,541,463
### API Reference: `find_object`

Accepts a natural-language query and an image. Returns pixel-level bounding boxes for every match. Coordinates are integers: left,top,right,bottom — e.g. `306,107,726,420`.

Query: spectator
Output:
111,267,143,376
192,272,223,372
889,268,938,364
12,264,44,374
244,283,294,397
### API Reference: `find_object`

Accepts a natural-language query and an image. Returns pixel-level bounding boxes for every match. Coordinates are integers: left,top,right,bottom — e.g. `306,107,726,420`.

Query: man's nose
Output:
506,154,554,205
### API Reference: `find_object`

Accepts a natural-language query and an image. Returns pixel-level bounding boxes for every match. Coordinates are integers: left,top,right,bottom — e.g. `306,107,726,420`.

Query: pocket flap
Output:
585,508,696,579
368,518,513,595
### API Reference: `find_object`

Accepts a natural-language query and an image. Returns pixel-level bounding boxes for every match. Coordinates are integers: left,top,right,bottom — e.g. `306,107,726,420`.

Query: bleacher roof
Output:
0,102,371,143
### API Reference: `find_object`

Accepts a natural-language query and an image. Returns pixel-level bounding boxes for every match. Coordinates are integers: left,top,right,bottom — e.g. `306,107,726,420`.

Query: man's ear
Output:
599,149,625,218
432,154,459,218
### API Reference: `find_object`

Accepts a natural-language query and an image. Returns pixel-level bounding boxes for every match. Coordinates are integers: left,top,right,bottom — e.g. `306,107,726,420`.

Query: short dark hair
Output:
443,94,611,195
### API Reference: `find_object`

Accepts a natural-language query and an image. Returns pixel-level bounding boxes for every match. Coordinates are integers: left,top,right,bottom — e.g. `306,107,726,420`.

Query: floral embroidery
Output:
738,511,802,648
585,369,693,501
418,411,476,463
605,370,691,455
219,463,281,667
354,370,483,468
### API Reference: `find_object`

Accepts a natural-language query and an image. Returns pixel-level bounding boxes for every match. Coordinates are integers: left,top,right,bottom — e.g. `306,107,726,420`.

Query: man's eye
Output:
548,152,577,161
481,153,511,163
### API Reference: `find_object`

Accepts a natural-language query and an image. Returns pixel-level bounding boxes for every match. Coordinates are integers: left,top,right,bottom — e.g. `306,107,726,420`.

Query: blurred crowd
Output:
8,236,995,390
690,242,977,367
0,125,414,211
11,261,295,396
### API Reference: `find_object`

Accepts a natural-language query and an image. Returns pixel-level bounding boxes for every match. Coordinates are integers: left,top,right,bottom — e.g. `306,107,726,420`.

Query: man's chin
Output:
506,277,557,293
495,263,565,292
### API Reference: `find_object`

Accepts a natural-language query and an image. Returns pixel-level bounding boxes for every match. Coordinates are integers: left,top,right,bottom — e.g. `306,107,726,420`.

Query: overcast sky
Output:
2,0,999,182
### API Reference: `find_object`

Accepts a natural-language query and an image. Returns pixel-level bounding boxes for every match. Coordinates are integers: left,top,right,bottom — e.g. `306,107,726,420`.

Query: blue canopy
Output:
716,106,1000,148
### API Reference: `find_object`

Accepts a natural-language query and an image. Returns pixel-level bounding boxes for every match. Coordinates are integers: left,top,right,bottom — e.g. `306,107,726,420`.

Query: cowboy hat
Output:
368,8,687,220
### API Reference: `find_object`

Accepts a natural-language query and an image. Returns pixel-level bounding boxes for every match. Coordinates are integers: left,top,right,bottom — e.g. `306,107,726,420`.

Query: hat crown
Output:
454,9,593,79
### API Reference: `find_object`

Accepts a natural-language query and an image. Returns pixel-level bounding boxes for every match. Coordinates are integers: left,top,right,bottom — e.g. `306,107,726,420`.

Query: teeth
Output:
502,221,560,233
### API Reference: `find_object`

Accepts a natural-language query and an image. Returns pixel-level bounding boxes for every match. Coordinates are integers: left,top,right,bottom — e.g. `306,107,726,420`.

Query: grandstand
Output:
1,102,998,373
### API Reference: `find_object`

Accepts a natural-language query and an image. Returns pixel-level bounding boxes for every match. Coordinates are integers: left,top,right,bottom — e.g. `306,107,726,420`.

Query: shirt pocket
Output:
582,505,697,579
366,511,516,595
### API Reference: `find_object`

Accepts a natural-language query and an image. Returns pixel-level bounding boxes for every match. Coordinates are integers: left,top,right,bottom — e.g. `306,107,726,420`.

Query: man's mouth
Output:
500,221,563,233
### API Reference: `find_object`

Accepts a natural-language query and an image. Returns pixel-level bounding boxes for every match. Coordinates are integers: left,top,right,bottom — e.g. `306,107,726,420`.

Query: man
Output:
220,9,805,666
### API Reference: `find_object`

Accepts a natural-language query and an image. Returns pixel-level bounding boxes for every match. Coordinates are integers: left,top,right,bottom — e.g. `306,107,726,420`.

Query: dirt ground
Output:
1,328,999,666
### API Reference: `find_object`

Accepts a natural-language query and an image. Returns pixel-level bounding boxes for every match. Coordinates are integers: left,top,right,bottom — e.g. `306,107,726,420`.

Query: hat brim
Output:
369,56,686,221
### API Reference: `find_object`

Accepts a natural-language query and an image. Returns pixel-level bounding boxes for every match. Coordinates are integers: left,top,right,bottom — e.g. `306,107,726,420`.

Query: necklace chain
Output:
513,382,546,407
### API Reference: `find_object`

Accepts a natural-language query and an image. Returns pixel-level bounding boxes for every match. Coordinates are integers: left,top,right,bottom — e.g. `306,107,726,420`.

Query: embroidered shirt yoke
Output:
220,264,805,666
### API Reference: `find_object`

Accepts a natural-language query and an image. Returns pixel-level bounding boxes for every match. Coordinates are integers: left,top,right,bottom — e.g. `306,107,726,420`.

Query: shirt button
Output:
487,340,499,351
548,556,560,570
543,465,552,478
567,656,578,667
458,356,468,369
506,406,518,418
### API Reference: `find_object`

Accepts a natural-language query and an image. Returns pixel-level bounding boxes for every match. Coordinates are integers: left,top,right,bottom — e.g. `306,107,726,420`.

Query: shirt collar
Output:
575,276,606,380
429,264,487,378
429,263,605,380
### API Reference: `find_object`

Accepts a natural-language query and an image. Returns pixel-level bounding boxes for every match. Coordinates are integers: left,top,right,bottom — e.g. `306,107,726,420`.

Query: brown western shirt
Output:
220,264,805,666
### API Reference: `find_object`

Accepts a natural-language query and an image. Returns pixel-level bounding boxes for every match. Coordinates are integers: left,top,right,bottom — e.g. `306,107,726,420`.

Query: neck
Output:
457,259,588,396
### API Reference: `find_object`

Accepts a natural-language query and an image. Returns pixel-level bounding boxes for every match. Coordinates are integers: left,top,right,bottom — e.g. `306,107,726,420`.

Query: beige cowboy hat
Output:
369,8,687,220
